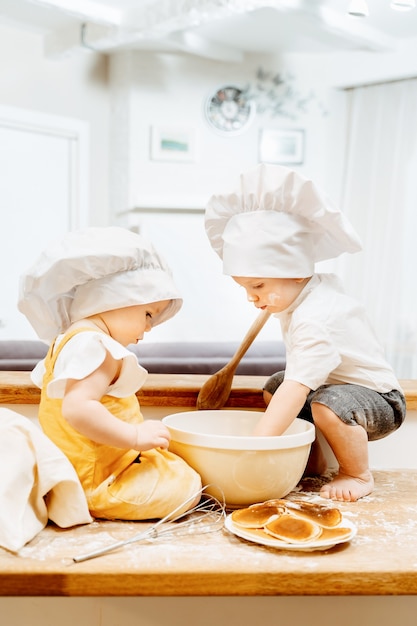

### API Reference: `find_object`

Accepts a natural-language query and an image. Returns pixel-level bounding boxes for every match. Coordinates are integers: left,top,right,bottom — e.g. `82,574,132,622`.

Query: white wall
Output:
0,22,110,225
2,27,413,345
109,50,335,213
1,22,416,346
0,28,338,344
109,51,338,342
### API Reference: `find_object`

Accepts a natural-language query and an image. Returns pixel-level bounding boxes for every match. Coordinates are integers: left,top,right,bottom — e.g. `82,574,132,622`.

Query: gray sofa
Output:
0,339,286,376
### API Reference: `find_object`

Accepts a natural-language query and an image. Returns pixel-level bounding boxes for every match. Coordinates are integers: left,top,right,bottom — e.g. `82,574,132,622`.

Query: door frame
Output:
0,104,89,228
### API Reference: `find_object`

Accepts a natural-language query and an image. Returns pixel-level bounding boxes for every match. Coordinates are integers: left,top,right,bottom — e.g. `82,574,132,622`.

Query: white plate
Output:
224,513,357,552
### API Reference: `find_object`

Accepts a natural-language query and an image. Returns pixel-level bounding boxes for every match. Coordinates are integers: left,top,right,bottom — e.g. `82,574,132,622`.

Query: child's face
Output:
233,276,308,313
102,300,171,346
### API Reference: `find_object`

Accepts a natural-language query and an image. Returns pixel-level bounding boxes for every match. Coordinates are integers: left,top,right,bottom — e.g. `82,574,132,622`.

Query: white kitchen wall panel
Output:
0,105,89,339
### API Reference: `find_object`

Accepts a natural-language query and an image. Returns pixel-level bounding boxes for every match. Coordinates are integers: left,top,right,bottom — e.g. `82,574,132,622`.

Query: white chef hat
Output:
18,226,182,342
205,163,362,278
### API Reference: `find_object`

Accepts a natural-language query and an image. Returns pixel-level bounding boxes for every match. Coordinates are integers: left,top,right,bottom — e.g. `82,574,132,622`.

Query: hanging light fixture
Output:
390,0,416,10
348,0,370,17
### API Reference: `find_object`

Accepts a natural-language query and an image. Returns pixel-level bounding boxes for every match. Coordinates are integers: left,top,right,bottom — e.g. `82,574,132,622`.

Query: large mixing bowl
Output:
162,410,315,508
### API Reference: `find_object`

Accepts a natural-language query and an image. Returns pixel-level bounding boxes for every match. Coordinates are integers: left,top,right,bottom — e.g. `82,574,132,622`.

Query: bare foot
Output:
320,471,374,502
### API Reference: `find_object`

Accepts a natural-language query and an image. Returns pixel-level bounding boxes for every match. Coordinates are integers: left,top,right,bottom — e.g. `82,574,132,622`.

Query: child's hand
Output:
133,420,171,451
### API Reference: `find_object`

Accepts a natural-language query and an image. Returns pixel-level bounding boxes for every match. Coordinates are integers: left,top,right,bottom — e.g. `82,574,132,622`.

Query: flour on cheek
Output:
267,292,281,306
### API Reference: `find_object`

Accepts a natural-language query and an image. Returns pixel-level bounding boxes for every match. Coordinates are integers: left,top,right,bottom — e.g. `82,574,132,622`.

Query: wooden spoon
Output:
196,309,271,410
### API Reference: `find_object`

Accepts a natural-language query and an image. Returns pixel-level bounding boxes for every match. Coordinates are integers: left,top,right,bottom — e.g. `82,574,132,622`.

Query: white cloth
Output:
31,330,148,398
18,227,182,342
205,164,362,277
0,409,92,552
277,273,401,392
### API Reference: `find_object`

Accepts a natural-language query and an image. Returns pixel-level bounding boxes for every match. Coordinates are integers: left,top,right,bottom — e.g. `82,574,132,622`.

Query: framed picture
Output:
150,126,196,162
259,128,304,165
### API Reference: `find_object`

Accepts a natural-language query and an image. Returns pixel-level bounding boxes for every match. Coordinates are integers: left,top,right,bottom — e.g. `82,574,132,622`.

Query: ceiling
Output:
0,0,416,61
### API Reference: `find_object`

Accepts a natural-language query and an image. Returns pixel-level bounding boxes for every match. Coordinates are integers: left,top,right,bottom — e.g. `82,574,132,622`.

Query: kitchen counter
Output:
1,372,417,597
1,371,417,409
0,469,416,596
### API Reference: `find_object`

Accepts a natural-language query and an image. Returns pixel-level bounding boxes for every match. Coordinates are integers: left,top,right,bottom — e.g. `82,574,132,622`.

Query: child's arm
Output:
253,379,310,436
61,350,170,451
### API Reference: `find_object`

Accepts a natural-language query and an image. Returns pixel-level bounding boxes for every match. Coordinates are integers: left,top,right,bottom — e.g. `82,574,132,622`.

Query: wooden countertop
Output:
2,372,417,596
1,371,417,409
1,469,417,596
0,371,268,408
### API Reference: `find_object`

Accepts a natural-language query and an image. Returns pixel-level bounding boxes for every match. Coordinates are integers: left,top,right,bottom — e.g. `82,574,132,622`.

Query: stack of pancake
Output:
230,498,351,544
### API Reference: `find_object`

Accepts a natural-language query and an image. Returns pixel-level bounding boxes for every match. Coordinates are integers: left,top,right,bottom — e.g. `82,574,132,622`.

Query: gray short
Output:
263,371,406,441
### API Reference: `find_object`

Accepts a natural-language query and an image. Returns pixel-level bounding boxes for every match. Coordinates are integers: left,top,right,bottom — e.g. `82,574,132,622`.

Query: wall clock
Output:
205,85,255,135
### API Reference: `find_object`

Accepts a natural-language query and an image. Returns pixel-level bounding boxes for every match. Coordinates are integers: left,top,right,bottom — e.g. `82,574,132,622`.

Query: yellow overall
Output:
38,329,201,520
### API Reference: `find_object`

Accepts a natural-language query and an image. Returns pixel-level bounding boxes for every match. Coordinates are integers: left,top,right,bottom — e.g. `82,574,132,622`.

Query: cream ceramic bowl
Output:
162,410,315,508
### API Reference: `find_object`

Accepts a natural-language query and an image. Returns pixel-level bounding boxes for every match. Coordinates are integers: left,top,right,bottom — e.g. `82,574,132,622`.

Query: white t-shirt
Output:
277,273,401,393
31,331,148,398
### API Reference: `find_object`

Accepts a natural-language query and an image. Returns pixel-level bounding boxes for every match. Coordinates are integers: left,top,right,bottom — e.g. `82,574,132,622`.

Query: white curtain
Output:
337,78,417,378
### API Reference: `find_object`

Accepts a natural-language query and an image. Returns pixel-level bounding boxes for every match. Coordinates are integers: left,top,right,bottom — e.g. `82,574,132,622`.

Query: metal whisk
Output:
73,485,226,563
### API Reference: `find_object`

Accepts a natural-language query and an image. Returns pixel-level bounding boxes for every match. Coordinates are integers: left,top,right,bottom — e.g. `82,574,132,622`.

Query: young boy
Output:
205,164,405,502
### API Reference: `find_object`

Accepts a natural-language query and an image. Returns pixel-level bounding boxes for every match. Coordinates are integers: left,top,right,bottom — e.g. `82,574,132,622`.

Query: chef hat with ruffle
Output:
205,163,362,278
18,226,182,342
